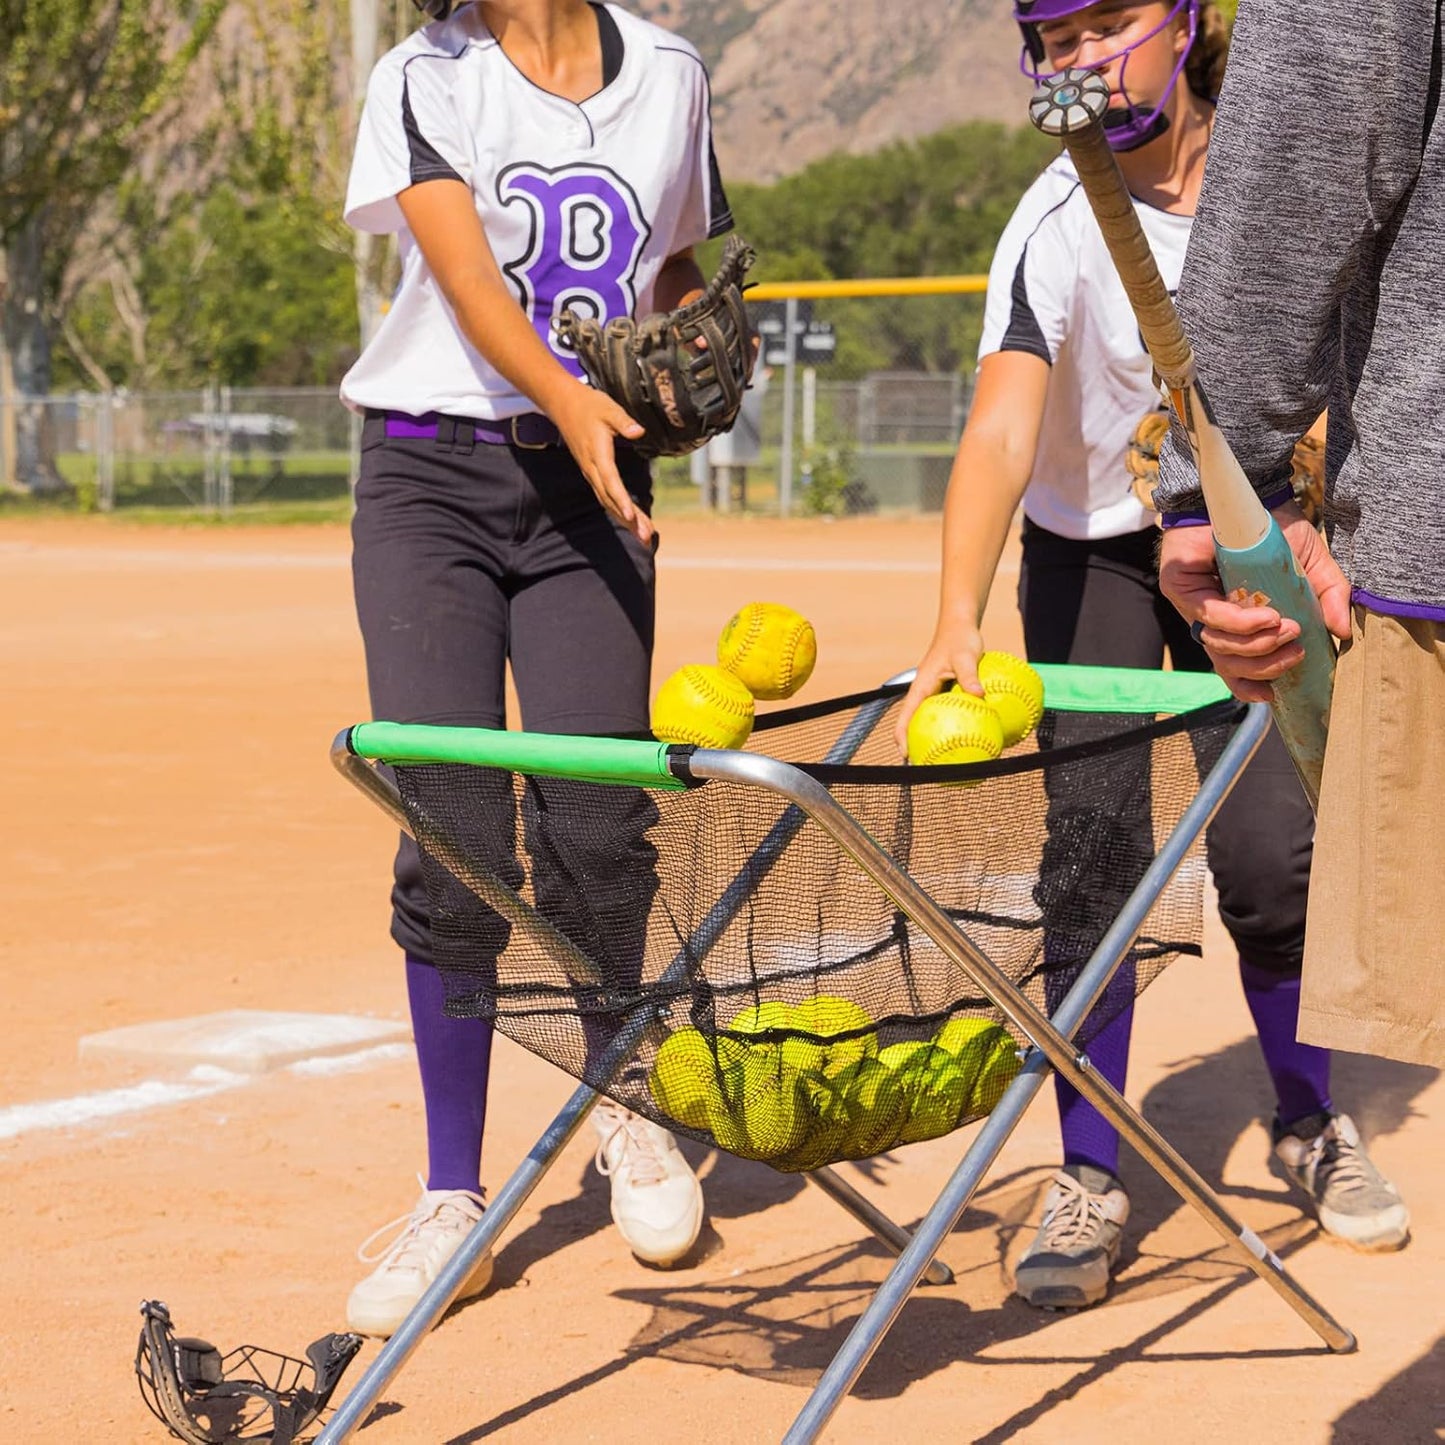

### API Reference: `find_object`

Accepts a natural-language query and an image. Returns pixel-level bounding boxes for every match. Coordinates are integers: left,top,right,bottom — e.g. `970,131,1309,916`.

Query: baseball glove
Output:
1125,407,1171,511
553,234,758,459
1288,429,1325,527
1127,407,1326,527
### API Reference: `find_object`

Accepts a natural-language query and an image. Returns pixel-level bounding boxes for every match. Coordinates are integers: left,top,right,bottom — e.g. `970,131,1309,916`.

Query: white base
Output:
79,1008,411,1074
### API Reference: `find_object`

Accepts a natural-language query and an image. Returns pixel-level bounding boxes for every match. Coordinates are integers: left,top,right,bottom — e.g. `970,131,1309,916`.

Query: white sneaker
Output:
346,1182,493,1337
1014,1166,1131,1310
592,1099,704,1266
1273,1111,1411,1251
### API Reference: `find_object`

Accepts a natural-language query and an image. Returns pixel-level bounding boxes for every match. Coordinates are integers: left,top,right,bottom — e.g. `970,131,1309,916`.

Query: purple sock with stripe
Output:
1056,1002,1132,1180
406,952,494,1194
1238,959,1332,1127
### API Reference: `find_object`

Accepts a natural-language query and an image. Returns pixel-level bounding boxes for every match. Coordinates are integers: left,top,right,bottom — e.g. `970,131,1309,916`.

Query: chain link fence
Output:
0,385,358,513
0,284,985,516
644,281,986,516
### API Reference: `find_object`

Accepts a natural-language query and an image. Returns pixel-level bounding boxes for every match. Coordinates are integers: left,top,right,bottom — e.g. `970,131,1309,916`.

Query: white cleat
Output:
1014,1166,1131,1310
592,1099,704,1266
1273,1112,1411,1252
346,1183,493,1337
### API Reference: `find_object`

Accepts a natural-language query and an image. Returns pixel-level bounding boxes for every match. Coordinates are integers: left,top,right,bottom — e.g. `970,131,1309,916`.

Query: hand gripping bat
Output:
1029,69,1334,809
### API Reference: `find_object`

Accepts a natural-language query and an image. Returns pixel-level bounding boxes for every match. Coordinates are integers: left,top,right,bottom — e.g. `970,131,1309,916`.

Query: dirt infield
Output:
2,513,1440,1444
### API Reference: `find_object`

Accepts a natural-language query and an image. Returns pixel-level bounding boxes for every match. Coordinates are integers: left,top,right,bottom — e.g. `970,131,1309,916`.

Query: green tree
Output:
58,181,358,391
56,0,359,391
709,122,1053,378
1,0,224,489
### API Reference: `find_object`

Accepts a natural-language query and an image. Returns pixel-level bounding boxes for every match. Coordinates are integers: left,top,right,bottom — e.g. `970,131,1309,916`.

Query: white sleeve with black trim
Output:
666,49,733,253
978,180,1078,367
345,47,473,236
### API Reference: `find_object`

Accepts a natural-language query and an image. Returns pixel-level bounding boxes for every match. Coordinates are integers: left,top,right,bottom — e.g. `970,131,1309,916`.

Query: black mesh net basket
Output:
357,672,1243,1173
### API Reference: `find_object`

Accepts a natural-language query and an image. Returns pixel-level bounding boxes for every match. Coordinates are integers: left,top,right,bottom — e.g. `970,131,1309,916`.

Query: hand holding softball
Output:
900,645,1044,763
894,617,986,755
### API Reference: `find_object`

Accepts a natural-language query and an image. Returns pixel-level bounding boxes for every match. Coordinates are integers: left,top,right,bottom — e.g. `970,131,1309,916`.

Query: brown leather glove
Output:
553,235,758,459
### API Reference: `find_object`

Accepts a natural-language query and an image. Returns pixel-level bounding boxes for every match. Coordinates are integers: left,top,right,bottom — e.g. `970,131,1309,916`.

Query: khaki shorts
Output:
1297,606,1445,1065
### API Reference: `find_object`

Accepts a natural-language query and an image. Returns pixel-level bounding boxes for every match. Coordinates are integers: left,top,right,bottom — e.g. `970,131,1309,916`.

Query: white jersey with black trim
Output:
340,1,731,420
978,153,1192,541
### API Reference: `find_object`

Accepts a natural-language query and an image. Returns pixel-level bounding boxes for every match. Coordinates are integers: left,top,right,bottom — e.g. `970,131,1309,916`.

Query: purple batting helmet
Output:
1014,0,1200,151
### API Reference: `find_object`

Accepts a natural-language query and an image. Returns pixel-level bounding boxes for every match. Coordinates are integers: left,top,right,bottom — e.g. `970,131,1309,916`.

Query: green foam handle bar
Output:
1032,663,1231,714
348,722,689,789
348,668,1231,784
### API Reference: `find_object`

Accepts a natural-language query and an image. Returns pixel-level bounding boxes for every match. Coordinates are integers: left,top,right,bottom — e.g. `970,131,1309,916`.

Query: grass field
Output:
18,436,960,521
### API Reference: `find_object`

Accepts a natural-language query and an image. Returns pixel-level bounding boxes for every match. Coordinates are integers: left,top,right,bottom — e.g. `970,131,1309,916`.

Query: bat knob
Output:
1029,68,1110,137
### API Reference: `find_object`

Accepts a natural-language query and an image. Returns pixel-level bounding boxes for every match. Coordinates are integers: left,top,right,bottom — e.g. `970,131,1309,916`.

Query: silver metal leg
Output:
806,1167,954,1287
786,1049,1053,1445
784,757,1256,1445
321,680,952,1439
683,704,1355,1444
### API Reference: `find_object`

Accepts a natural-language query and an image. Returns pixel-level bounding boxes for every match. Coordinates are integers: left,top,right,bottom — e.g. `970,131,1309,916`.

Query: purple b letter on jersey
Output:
498,163,652,378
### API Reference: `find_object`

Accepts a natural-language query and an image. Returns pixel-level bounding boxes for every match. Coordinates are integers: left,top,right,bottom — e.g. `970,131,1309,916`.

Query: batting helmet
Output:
1013,0,1199,151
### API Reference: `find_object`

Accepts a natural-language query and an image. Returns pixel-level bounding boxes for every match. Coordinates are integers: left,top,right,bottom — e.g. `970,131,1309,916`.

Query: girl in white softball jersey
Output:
340,0,732,1338
899,0,1409,1313
342,0,730,537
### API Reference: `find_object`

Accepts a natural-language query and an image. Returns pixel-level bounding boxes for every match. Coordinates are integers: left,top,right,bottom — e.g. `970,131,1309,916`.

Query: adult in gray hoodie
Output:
1155,0,1445,1067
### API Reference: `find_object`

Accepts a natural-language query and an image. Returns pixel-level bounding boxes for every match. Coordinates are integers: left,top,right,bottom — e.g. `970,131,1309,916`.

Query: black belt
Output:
369,409,562,451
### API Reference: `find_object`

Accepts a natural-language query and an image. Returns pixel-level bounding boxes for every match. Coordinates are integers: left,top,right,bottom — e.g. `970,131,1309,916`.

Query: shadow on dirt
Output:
437,1038,1434,1443
1329,1333,1444,1442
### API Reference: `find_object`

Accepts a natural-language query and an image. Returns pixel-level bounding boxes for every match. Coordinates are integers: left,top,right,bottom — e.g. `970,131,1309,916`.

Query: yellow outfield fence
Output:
747,276,989,300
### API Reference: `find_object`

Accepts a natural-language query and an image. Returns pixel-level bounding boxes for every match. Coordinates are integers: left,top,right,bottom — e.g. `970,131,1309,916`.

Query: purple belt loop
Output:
382,411,445,440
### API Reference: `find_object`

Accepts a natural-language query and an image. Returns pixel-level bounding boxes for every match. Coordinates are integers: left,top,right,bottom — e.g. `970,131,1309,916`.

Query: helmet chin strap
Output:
1101,95,1173,152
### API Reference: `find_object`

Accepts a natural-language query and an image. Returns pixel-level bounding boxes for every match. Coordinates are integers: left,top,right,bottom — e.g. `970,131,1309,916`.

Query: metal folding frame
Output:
318,689,1352,1444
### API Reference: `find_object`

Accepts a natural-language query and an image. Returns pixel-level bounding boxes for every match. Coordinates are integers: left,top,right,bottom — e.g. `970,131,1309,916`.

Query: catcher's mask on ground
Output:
135,1301,362,1445
1015,0,1198,150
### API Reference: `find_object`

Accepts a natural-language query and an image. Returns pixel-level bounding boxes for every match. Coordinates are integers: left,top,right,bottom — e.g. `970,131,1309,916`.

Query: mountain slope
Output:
635,0,1029,182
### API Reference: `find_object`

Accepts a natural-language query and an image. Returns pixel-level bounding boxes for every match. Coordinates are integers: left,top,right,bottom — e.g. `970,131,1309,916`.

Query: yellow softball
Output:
717,602,818,700
974,651,1045,747
906,690,1005,767
651,663,755,748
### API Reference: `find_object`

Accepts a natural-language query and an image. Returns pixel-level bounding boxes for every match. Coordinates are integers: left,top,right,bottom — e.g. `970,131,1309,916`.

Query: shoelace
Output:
1306,1131,1382,1199
1038,1172,1117,1249
356,1177,482,1269
594,1108,669,1188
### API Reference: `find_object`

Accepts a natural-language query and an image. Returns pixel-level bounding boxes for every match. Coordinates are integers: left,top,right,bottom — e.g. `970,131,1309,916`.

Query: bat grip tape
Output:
1062,123,1195,383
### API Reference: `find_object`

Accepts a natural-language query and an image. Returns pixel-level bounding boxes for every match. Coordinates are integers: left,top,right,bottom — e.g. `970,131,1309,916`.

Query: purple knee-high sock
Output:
406,953,494,1194
1056,1003,1132,1179
1239,959,1332,1128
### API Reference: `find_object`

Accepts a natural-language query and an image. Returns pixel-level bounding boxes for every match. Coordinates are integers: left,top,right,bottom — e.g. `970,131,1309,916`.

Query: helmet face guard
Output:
135,1301,362,1445
1014,0,1199,151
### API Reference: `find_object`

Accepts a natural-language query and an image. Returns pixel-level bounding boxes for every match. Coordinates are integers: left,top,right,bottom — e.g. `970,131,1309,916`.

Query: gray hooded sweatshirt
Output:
1155,0,1445,621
